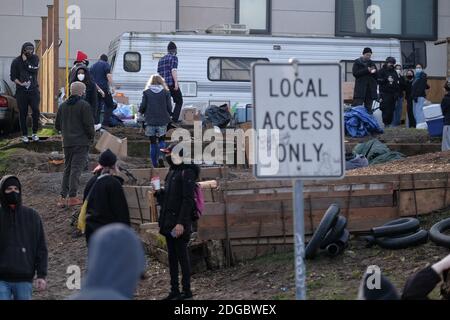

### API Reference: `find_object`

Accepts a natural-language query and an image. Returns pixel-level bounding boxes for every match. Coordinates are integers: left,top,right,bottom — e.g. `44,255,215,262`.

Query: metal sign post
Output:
293,179,306,300
252,61,344,301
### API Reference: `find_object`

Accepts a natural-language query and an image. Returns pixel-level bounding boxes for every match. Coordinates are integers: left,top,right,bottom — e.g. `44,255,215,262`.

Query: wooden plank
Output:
399,189,450,216
128,167,228,184
197,206,398,241
203,194,393,215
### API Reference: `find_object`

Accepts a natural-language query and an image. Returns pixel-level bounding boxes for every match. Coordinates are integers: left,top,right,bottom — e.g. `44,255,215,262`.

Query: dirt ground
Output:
1,126,449,300
6,163,447,300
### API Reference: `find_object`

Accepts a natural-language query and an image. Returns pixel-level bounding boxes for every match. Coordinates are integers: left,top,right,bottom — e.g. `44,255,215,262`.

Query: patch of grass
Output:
0,148,21,175
37,127,58,137
272,293,293,300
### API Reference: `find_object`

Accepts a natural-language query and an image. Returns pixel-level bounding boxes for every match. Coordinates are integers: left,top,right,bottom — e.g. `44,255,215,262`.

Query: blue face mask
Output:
415,68,423,74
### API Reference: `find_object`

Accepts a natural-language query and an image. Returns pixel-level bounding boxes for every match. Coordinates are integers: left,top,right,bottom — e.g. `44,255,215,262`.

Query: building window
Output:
401,41,427,70
235,0,271,34
123,52,141,72
208,57,269,82
335,0,437,40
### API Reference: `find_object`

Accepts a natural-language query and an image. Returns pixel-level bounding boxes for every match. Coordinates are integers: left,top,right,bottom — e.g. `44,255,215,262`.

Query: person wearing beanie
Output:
157,41,184,123
82,149,130,244
377,56,401,127
0,175,48,300
55,81,95,208
90,54,115,127
441,81,450,151
352,47,378,113
10,42,41,143
357,267,400,300
139,74,172,168
154,142,200,300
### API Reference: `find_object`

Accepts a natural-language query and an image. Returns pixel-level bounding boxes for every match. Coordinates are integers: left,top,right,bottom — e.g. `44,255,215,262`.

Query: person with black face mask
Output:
0,175,48,300
377,57,401,127
154,142,200,300
10,42,41,144
404,69,416,128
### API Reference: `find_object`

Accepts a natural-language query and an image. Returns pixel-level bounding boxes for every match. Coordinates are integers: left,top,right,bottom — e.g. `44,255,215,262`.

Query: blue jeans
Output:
413,97,426,125
392,97,403,127
0,281,33,300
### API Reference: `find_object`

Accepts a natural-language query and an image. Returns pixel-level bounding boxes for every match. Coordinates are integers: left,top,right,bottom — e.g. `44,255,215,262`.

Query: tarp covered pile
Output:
344,106,384,138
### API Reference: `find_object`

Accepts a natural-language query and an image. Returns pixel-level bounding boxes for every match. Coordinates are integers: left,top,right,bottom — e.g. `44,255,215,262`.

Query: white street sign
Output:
252,62,345,180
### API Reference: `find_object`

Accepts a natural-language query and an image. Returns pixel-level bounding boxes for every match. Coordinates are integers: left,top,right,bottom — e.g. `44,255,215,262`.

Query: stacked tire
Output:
305,204,350,259
364,218,428,249
429,218,450,249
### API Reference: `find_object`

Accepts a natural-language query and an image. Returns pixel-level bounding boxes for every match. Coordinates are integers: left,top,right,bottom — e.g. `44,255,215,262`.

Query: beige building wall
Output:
0,0,176,67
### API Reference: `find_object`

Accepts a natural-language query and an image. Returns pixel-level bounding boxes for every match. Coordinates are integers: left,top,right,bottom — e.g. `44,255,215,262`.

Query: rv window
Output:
124,52,141,72
110,54,117,70
208,57,269,82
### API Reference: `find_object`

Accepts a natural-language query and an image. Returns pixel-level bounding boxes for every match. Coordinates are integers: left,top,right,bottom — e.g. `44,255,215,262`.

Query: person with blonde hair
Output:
139,74,172,167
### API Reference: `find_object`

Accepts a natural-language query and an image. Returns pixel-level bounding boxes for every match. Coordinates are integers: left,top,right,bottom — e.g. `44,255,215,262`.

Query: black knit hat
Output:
2,176,21,193
99,149,117,167
386,57,396,64
363,47,373,55
167,41,177,53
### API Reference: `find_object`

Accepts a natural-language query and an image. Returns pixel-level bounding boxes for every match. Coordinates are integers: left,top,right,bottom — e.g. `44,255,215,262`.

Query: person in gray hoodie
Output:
69,223,146,300
139,74,172,168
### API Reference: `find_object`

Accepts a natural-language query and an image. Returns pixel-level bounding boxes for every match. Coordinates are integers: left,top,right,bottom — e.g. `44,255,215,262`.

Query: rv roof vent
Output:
205,24,249,35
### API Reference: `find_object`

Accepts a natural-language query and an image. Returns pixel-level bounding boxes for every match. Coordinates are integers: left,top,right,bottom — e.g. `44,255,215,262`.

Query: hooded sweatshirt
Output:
55,95,95,148
10,42,40,93
69,64,98,111
139,85,172,127
0,175,48,282
69,224,146,300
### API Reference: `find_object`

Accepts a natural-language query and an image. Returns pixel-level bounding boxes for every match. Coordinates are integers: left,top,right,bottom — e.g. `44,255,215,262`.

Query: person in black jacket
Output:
69,64,98,123
139,74,172,168
441,82,450,151
10,42,41,144
352,47,378,113
411,64,430,125
155,142,200,300
0,175,48,300
402,253,450,300
404,69,416,128
83,149,131,244
377,57,401,127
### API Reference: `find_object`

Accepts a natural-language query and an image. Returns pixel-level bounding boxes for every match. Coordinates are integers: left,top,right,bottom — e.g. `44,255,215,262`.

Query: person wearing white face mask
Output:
411,63,430,126
69,64,98,123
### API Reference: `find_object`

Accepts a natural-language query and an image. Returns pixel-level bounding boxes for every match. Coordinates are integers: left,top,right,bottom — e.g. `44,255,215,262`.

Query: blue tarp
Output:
344,106,384,138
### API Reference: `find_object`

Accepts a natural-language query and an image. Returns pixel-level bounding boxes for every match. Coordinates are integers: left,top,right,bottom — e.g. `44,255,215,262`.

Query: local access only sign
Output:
252,62,345,179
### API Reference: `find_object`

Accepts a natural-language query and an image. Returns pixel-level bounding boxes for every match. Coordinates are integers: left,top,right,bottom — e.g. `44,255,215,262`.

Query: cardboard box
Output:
181,107,201,125
95,130,128,159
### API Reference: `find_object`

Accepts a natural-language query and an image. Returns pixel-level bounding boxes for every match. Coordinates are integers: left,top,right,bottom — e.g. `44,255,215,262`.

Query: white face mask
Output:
77,74,85,82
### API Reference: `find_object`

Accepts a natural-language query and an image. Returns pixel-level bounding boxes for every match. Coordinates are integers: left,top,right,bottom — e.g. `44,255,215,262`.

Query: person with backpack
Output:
155,142,200,300
82,149,130,244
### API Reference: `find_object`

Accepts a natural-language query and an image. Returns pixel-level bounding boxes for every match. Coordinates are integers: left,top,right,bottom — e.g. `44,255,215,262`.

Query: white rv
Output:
108,31,401,109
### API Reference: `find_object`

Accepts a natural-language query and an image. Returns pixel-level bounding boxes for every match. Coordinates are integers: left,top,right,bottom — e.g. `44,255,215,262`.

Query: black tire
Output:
320,216,347,249
372,218,420,238
361,235,376,248
305,204,340,259
429,218,450,249
325,229,350,257
375,229,428,250
335,229,350,248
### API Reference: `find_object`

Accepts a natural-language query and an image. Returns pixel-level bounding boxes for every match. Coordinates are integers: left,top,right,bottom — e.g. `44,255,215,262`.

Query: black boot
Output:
179,290,193,300
162,291,181,300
